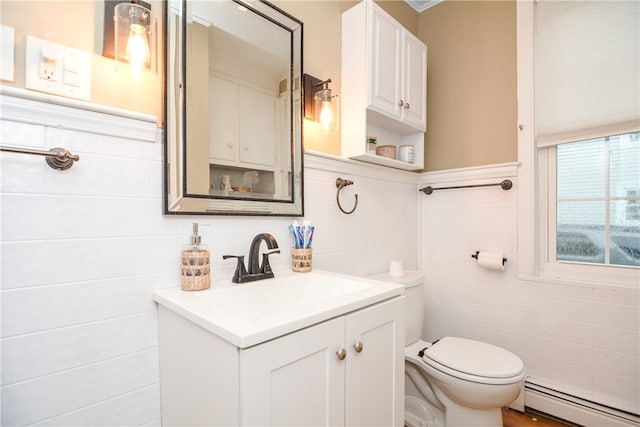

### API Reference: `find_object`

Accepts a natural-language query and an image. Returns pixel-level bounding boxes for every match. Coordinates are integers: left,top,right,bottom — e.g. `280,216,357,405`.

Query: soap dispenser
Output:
181,223,211,291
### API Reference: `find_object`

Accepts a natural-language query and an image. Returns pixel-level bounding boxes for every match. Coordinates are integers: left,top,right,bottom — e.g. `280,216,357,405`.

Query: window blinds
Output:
534,0,640,147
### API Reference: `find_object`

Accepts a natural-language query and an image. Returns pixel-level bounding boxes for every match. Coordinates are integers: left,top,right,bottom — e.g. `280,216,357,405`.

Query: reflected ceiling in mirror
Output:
164,0,304,216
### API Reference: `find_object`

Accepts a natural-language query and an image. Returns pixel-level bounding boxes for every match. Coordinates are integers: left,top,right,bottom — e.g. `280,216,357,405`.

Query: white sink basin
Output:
152,270,403,348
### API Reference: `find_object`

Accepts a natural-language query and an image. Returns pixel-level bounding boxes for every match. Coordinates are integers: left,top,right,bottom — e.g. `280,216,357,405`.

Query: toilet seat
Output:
412,337,525,385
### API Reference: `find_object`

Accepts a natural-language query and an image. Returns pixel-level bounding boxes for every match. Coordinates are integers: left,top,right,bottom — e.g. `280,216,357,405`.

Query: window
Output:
516,1,639,286
551,132,639,267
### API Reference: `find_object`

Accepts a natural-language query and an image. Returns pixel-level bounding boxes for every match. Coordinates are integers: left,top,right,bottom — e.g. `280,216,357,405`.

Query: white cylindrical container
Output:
389,260,404,277
398,144,415,163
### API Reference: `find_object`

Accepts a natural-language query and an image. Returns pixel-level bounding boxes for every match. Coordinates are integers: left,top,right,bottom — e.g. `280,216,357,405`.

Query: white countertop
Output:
152,270,404,348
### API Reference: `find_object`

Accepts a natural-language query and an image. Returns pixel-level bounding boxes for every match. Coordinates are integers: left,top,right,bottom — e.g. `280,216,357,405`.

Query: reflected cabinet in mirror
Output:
164,0,304,215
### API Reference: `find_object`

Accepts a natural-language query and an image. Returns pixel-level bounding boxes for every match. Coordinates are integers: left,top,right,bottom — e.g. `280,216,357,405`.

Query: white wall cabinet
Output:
342,0,427,170
368,5,426,131
209,74,276,169
157,296,405,426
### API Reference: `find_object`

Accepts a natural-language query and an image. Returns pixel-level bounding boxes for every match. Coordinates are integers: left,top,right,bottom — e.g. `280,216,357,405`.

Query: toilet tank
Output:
368,271,425,346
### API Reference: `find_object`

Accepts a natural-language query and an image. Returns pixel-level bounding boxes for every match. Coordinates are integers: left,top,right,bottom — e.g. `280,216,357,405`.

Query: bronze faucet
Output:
223,233,280,283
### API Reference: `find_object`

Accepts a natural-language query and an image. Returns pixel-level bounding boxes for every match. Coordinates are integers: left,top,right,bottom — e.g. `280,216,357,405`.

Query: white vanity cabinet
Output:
155,280,404,426
242,297,405,426
341,0,427,170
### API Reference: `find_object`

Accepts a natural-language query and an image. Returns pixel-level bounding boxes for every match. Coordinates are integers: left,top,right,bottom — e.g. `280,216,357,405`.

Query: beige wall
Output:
418,1,517,171
0,1,163,123
1,0,516,171
276,0,417,156
1,0,416,158
185,22,211,197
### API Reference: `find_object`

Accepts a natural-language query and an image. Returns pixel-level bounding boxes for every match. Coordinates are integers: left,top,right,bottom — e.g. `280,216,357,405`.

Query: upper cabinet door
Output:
238,85,276,167
402,31,427,131
366,3,426,132
368,6,402,120
210,75,238,163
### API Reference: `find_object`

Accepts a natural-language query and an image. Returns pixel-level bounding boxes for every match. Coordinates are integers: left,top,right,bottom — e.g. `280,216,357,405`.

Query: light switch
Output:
1,25,15,81
63,51,81,86
64,52,80,73
64,70,81,87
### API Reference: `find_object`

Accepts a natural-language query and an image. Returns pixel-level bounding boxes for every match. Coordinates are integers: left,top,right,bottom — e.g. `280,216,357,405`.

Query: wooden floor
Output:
502,408,573,427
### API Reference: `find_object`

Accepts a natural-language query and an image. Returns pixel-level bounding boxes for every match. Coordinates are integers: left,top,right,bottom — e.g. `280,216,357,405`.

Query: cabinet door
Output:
210,75,238,162
241,317,346,426
401,32,427,131
345,297,405,427
238,86,276,167
368,5,402,120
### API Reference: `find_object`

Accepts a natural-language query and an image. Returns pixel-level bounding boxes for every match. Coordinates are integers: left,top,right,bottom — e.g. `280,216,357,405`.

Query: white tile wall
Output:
419,168,640,415
0,96,418,425
4,92,636,424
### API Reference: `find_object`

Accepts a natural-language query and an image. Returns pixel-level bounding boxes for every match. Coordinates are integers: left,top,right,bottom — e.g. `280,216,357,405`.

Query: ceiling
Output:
404,0,444,13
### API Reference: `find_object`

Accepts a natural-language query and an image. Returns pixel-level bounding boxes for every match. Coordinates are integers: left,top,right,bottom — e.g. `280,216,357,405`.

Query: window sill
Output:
519,262,639,289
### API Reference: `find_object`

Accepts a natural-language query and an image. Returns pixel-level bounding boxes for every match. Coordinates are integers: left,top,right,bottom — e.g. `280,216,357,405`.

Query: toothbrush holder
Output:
291,248,312,272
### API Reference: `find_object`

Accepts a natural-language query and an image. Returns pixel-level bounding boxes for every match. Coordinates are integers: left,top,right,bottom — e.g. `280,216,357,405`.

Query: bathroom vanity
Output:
152,270,405,426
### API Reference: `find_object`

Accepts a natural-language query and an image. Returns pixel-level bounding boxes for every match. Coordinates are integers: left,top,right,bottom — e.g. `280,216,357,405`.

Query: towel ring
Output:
336,177,358,215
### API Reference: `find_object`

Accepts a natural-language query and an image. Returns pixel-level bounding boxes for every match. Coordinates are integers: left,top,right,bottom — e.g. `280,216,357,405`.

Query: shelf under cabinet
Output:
349,152,422,171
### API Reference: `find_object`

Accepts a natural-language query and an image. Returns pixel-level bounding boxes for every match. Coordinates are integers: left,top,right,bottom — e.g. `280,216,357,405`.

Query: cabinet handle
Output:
354,341,363,353
404,103,410,110
398,100,404,107
337,348,347,361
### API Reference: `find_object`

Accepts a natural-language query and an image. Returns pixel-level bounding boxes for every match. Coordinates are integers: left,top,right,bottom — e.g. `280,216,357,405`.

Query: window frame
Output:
516,1,639,288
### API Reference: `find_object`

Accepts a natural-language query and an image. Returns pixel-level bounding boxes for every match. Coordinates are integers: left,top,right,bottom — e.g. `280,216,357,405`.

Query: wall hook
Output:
336,177,358,215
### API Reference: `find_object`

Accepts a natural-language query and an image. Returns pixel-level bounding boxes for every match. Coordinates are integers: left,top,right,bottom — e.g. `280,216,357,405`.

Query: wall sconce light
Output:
304,73,339,134
112,1,157,80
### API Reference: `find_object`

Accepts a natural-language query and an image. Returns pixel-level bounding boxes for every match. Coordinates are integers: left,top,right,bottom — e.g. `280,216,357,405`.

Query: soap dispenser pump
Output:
181,223,211,291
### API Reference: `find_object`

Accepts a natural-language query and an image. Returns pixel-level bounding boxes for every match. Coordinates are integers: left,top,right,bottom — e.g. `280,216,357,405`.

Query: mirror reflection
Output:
164,0,304,215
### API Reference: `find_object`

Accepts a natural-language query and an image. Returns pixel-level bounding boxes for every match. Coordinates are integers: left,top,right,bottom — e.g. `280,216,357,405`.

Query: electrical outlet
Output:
39,40,60,81
39,59,57,81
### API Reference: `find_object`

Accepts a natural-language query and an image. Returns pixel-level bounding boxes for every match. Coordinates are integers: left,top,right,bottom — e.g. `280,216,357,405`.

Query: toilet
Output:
369,271,525,427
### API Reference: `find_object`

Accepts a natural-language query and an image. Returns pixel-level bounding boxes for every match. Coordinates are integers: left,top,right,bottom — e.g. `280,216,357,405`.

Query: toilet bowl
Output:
368,271,525,427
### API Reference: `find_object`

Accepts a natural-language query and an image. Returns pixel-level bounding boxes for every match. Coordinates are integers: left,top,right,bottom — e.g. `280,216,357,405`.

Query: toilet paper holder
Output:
471,251,507,265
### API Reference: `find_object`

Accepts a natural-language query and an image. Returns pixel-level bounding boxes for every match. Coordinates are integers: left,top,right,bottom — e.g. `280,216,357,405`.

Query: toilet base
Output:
405,395,441,427
444,406,503,427
403,394,503,427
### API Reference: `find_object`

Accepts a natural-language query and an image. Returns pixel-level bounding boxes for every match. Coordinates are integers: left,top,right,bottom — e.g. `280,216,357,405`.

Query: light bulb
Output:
320,100,333,133
126,24,150,79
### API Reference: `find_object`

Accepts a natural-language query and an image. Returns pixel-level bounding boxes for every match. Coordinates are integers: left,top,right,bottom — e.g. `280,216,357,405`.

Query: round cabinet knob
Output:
336,348,347,361
404,103,410,110
354,341,363,353
398,100,404,107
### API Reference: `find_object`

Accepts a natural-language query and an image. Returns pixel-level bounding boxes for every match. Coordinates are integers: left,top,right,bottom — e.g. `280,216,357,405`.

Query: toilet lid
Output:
423,337,524,379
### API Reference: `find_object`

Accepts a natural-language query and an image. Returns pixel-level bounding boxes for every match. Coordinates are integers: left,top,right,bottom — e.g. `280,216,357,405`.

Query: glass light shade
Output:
114,2,156,79
314,88,339,134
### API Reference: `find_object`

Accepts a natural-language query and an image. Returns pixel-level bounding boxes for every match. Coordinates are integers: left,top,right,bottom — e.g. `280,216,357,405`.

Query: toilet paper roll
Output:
476,251,506,271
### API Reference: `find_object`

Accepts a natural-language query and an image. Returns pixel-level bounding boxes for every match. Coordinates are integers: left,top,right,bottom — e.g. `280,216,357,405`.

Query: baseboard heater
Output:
525,379,640,426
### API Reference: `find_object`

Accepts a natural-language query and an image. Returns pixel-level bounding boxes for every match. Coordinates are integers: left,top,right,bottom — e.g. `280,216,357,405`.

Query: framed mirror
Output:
164,0,304,215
